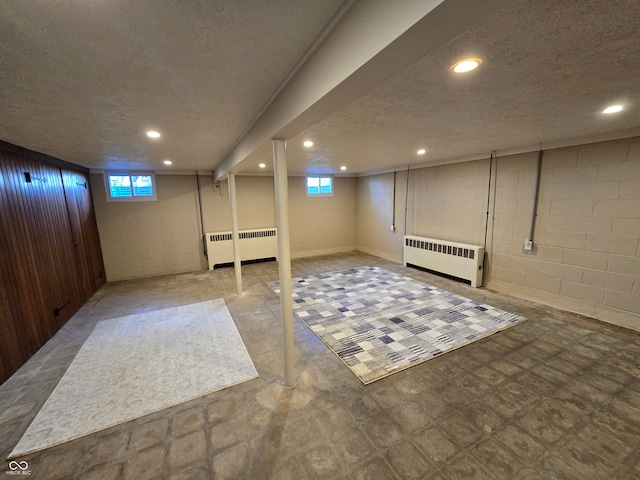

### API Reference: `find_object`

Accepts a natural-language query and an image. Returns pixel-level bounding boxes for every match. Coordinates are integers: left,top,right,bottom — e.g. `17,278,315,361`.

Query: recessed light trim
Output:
259,163,266,169
602,105,623,114
303,140,314,147
417,149,426,155
340,166,347,171
451,58,482,73
163,160,172,165
146,130,161,138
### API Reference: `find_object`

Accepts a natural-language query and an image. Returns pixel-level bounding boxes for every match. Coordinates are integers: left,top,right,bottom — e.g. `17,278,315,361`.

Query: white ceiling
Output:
0,0,345,170
1,0,639,178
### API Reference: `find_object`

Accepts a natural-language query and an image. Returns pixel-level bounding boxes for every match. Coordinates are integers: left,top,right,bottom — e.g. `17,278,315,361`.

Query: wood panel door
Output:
62,169,105,299
0,151,84,381
0,162,30,375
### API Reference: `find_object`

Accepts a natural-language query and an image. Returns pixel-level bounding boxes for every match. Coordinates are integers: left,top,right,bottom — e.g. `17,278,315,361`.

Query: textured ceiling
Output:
1,0,639,177
0,0,344,170
243,0,640,175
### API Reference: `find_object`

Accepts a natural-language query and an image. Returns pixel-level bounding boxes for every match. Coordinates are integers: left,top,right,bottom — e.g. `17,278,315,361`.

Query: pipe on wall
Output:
527,149,544,248
403,166,410,236
195,172,207,257
391,170,397,232
482,151,495,286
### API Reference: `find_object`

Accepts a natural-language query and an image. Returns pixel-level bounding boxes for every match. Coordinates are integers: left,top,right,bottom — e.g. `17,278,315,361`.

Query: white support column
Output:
273,137,296,388
228,173,243,296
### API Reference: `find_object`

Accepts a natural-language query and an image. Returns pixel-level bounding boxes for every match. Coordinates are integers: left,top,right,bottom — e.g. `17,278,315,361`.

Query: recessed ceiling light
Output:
259,163,266,168
303,140,314,147
163,160,172,165
146,130,161,138
602,105,623,114
417,149,426,155
451,58,482,73
340,166,347,171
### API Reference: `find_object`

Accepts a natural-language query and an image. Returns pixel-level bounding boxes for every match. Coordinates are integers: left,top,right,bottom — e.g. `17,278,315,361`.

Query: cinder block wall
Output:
357,160,491,261
91,174,206,280
92,174,357,280
489,138,640,330
409,160,490,246
356,137,640,331
355,171,408,263
288,176,357,258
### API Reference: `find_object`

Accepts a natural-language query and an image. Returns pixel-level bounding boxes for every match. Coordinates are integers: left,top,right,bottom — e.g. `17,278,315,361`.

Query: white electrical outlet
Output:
524,239,533,251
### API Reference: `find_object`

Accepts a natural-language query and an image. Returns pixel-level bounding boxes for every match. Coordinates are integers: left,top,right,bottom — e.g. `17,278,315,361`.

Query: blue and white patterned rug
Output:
268,266,525,384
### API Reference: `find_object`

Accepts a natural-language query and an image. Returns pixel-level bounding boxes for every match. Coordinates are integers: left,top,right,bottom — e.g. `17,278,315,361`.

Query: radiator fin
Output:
209,233,232,242
403,235,483,287
206,228,278,270
239,229,276,240
405,238,475,260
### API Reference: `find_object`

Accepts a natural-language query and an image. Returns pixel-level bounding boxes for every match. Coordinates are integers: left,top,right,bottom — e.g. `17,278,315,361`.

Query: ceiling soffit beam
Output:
214,0,510,180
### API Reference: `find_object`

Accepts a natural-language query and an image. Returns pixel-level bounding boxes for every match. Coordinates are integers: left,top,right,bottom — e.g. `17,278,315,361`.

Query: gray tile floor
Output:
1,252,639,479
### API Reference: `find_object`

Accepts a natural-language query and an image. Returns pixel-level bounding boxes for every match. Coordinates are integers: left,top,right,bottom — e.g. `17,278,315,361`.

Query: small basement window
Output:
105,172,157,202
306,176,333,196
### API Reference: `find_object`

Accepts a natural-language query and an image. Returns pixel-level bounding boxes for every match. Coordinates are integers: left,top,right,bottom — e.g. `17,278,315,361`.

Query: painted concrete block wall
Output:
488,138,640,330
409,160,491,247
197,175,277,233
199,174,357,257
91,174,207,281
288,176,357,258
92,173,357,280
356,161,490,262
356,137,640,331
356,171,409,263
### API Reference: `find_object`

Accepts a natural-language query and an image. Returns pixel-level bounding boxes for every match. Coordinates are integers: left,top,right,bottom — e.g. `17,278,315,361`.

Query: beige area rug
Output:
9,299,258,458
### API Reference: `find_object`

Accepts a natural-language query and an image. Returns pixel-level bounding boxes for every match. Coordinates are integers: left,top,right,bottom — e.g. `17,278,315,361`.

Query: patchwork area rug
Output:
268,266,525,384
10,299,257,458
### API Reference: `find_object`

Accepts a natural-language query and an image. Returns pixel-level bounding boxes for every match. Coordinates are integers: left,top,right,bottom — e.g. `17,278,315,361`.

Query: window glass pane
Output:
109,175,132,198
131,175,154,196
320,177,332,194
306,176,333,195
307,177,320,195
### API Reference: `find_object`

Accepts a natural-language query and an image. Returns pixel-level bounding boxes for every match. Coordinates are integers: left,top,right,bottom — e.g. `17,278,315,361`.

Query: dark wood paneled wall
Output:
0,142,104,383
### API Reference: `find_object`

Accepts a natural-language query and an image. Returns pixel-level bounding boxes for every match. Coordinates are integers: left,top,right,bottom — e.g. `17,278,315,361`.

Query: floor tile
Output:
440,454,497,480
492,424,545,464
437,412,485,448
469,438,523,480
349,456,401,480
1,252,638,479
384,439,432,480
413,426,462,466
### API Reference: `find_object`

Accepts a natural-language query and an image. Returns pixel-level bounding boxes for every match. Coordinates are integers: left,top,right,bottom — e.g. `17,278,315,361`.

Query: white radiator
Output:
206,228,278,270
403,235,484,287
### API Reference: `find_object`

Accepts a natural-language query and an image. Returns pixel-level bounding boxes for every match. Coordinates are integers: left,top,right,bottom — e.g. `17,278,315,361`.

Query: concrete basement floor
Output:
1,252,639,479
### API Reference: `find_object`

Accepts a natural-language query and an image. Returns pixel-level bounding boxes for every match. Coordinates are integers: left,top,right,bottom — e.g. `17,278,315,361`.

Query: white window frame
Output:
306,175,334,197
104,172,158,202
